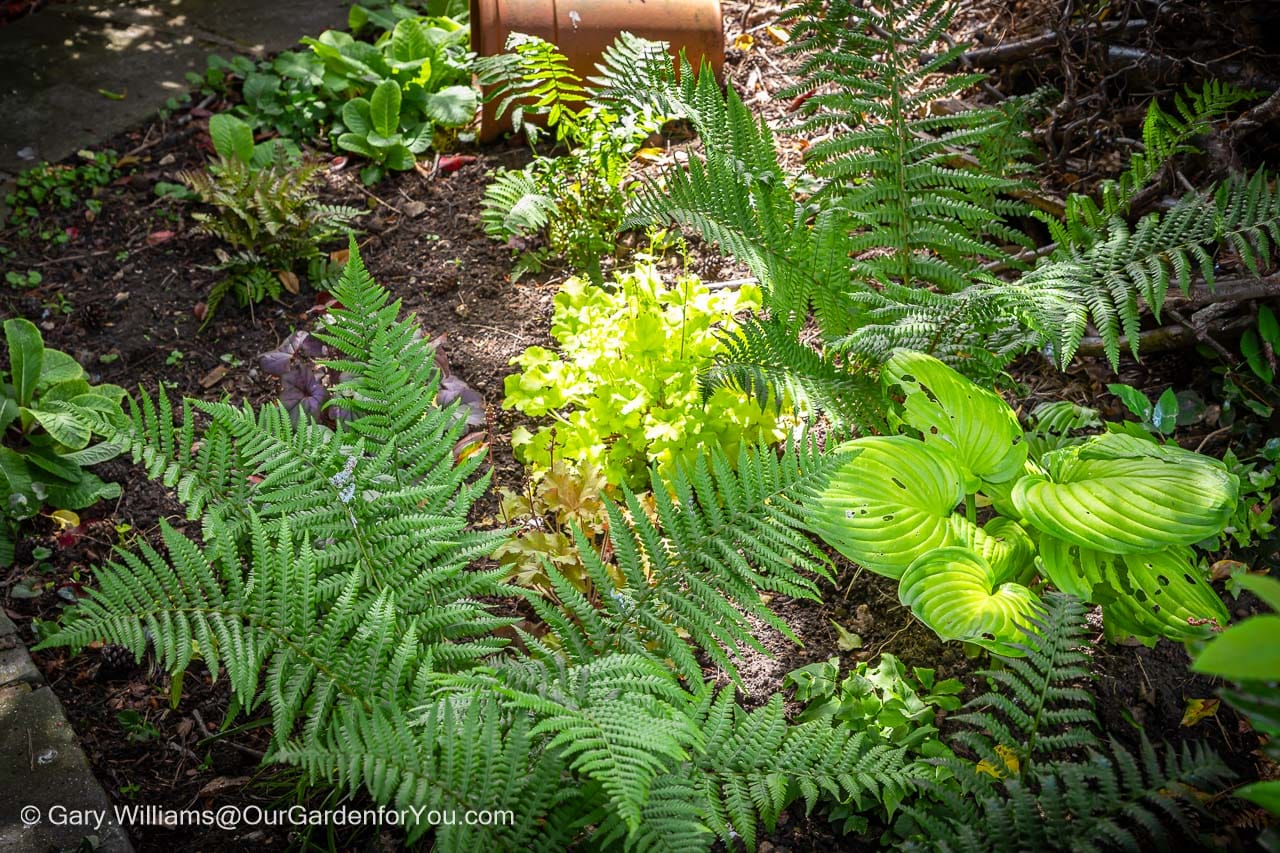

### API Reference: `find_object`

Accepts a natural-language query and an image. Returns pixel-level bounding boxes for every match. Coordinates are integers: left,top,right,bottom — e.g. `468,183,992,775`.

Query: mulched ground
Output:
2,0,1279,849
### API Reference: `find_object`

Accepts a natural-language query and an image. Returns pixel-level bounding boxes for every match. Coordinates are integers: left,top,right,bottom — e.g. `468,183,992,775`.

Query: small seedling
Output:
4,270,41,288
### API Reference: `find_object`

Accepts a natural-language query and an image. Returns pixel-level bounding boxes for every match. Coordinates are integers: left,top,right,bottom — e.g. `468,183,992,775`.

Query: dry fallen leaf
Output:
766,24,791,44
976,744,1021,778
733,33,755,51
146,230,176,246
1181,697,1220,727
199,365,229,389
49,509,80,530
1210,559,1248,581
330,249,350,265
278,270,300,295
196,776,253,798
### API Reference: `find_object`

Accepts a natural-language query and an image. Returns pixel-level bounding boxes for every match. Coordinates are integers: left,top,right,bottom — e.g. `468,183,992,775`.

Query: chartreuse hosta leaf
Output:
1011,432,1238,553
809,436,963,579
899,547,1043,655
950,516,1036,586
882,349,1027,491
1039,537,1228,642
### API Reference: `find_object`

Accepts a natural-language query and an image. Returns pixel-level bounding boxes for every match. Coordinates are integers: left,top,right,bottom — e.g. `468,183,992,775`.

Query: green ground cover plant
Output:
503,260,792,488
1,318,125,564
2,150,120,243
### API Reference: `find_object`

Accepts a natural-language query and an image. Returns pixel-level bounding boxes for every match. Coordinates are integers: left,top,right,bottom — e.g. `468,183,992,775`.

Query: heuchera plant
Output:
260,326,484,434
808,350,1238,653
503,262,792,488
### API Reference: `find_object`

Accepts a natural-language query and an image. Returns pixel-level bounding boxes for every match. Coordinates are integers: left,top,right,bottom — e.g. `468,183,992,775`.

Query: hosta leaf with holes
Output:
950,515,1036,585
882,350,1028,491
1011,432,1237,553
1040,536,1227,641
899,547,1043,655
808,436,963,579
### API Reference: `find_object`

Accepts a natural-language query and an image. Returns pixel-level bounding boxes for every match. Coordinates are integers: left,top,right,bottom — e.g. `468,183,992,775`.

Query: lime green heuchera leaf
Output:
809,435,964,579
899,547,1043,655
1011,432,1238,553
882,349,1027,491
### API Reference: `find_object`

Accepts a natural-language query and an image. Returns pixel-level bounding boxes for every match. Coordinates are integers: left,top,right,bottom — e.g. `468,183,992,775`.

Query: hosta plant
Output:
1,319,125,564
807,350,1238,652
504,261,792,488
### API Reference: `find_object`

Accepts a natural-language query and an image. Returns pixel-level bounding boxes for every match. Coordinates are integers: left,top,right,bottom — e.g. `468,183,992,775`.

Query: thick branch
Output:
941,19,1148,70
1074,274,1280,358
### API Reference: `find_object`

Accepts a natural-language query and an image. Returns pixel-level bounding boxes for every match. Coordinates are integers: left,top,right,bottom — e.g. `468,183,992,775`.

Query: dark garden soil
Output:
3,0,1280,849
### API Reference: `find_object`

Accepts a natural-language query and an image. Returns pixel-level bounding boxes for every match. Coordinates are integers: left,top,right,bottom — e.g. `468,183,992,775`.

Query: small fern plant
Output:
477,32,669,281
180,114,361,322
40,240,918,850
896,593,1235,851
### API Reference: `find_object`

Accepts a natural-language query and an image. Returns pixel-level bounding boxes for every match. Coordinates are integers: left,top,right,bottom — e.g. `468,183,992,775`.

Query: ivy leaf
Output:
1151,388,1178,434
1107,382,1152,422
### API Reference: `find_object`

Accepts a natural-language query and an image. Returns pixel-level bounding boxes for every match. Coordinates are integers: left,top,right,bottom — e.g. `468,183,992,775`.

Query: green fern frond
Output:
527,437,853,685
703,316,887,430
1022,168,1280,367
898,593,1234,852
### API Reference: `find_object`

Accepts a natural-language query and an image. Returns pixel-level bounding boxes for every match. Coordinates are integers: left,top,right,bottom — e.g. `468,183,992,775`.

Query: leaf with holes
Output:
808,435,964,579
882,349,1027,491
899,547,1043,655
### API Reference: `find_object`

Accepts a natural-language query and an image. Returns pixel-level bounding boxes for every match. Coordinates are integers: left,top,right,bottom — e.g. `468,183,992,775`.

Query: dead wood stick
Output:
1074,315,1254,358
1102,46,1280,92
940,19,1147,70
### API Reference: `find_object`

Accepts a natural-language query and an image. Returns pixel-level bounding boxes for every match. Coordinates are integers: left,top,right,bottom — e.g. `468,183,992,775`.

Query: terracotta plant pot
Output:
471,0,725,141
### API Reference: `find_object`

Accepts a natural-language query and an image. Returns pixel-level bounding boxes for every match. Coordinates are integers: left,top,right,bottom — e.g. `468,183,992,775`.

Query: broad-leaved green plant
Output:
808,350,1237,651
1,318,125,563
504,262,791,488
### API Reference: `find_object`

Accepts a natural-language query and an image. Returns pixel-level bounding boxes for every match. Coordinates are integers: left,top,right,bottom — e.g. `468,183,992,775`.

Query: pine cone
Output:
99,643,136,678
76,300,108,332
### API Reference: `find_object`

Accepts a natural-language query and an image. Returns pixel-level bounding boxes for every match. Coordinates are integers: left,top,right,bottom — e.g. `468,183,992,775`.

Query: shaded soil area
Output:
1,0,1279,849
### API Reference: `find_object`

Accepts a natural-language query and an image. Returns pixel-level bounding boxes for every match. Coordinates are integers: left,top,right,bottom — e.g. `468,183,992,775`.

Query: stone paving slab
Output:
0,0,347,175
0,684,134,852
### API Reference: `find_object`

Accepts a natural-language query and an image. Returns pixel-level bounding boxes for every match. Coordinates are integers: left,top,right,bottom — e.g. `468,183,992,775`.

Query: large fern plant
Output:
896,593,1235,851
39,241,916,850
620,0,1277,421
